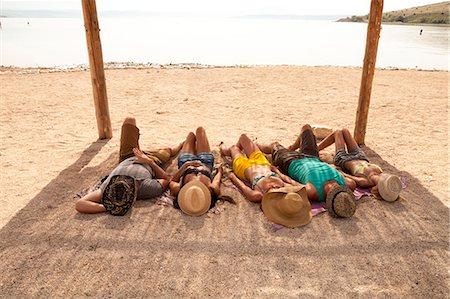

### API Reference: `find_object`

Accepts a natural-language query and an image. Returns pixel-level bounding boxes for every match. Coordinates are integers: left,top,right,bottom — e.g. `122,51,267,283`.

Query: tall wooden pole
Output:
354,0,384,145
81,0,112,139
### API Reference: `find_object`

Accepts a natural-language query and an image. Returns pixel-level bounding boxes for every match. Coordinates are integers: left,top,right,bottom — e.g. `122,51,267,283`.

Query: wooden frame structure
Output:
82,0,383,144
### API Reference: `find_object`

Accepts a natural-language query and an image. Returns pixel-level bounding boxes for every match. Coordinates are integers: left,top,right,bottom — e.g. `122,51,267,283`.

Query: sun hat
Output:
311,124,333,140
262,185,312,228
378,173,402,202
101,175,137,216
178,180,211,216
326,185,356,218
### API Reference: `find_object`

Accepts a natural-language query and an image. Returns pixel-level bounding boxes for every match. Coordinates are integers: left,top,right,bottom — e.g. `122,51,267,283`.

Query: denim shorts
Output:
178,152,215,171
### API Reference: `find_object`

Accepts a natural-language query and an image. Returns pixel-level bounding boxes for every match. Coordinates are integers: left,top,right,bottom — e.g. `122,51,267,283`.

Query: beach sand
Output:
0,66,448,297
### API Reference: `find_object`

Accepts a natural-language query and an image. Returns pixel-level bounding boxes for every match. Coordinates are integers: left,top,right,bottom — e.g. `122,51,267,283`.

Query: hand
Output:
182,160,202,168
227,173,236,180
132,148,152,164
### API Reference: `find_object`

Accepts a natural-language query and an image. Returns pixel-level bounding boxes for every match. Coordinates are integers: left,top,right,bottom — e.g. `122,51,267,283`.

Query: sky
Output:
2,0,446,15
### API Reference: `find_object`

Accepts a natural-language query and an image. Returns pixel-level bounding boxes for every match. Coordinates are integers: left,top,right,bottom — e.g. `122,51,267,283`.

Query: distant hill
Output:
338,1,449,25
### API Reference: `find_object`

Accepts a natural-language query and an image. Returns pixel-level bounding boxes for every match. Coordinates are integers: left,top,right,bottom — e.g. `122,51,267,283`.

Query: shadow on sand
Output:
0,145,448,298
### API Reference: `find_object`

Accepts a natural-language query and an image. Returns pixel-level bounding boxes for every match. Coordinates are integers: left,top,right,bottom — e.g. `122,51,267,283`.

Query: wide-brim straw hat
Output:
262,185,312,228
102,175,137,216
378,173,402,202
326,185,356,218
311,124,333,140
178,180,211,216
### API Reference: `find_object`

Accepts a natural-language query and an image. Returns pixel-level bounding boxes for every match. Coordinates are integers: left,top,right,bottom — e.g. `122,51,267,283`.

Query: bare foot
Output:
170,140,185,156
219,142,231,156
288,141,299,151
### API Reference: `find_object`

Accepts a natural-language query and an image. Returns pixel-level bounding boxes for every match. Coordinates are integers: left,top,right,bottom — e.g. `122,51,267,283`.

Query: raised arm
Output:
133,148,171,188
228,173,262,203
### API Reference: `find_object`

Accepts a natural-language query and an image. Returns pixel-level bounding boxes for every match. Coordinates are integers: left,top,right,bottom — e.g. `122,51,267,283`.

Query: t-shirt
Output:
288,157,346,202
100,157,164,200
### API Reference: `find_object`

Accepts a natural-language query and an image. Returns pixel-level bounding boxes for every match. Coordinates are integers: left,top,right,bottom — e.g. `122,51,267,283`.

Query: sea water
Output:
1,14,448,70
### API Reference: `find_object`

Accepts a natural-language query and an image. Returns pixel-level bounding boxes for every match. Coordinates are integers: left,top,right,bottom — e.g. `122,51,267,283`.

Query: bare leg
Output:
289,124,314,151
342,128,359,152
170,140,185,156
317,130,336,151
229,145,245,161
236,134,259,157
334,130,347,153
180,132,196,154
257,141,278,154
288,135,301,151
219,142,232,156
195,126,211,153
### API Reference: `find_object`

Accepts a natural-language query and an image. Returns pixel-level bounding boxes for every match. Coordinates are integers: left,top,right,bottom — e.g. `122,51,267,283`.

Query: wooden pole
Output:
354,0,384,145
81,0,112,139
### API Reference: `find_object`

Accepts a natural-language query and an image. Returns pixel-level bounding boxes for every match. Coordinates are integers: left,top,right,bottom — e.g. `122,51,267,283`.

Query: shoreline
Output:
338,20,450,27
1,62,448,74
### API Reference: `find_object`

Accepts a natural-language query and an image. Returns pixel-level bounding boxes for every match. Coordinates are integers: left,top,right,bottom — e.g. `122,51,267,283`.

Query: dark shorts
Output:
178,152,215,171
272,128,319,174
334,147,369,170
119,123,171,167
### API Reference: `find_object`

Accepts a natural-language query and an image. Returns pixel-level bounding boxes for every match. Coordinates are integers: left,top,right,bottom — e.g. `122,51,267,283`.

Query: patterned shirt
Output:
288,157,346,201
100,157,164,200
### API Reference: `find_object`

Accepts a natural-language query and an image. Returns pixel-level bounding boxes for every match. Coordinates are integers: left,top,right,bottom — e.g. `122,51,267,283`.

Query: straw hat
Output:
326,185,356,218
178,180,211,216
102,175,137,216
311,124,333,140
262,185,312,228
378,173,402,202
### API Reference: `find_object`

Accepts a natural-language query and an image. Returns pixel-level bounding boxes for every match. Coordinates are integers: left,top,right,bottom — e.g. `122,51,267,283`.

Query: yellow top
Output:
232,150,271,181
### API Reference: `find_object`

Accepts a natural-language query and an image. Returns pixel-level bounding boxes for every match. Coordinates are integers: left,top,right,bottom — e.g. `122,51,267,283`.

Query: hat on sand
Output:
326,185,356,218
262,185,312,228
102,175,137,216
178,180,211,216
378,173,402,202
311,124,333,140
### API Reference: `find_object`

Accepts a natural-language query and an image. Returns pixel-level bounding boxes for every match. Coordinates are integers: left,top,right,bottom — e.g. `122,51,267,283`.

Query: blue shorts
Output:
178,152,215,171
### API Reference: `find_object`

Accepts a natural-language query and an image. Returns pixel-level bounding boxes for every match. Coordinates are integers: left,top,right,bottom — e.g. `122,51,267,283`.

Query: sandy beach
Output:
0,65,448,297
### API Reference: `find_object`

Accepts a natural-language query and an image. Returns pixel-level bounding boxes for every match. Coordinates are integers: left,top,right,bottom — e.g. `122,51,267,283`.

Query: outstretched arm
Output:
228,173,262,203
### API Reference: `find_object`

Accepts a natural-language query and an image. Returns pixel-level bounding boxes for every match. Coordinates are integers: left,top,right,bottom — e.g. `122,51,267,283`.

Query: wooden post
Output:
354,0,384,145
81,0,112,139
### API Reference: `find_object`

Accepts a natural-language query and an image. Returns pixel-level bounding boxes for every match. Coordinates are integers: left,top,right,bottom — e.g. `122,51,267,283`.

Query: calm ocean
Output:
1,13,449,70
